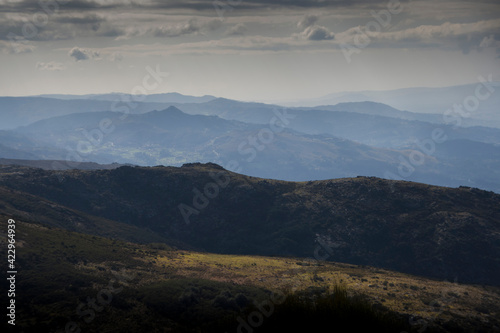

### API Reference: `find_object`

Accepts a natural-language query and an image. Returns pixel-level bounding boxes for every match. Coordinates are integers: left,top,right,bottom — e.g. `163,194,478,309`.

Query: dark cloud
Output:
68,46,89,61
0,21,22,41
147,0,392,10
0,0,406,14
54,13,105,27
295,13,334,41
0,0,104,14
0,10,125,41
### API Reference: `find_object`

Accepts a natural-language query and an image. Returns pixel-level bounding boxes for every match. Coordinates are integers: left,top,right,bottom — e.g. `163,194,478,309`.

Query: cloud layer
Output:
1,0,499,99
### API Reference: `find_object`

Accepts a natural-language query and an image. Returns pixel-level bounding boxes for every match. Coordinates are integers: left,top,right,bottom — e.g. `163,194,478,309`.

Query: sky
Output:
0,0,499,102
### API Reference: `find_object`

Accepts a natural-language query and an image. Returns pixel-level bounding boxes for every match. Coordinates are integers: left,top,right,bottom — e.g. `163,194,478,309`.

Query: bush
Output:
240,284,411,333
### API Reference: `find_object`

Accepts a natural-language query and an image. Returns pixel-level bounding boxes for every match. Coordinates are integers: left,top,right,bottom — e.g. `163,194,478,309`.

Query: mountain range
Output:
2,99,500,192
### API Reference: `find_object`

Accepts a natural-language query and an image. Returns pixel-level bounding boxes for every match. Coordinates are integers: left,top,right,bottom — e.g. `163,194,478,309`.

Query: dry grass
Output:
143,249,500,328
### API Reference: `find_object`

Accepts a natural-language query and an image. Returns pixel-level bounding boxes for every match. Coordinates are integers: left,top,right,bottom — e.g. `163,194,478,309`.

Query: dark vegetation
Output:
0,163,499,286
1,218,416,333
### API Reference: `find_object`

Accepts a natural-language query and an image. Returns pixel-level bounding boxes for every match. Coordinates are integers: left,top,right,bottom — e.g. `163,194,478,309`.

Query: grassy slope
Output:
1,217,499,333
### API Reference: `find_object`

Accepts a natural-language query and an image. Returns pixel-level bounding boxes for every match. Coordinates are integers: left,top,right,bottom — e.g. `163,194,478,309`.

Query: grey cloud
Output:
0,22,24,41
68,46,99,61
335,19,500,52
298,14,319,29
478,33,500,54
0,12,106,42
153,19,200,37
96,27,127,37
54,14,104,31
301,25,335,41
480,34,496,48
69,47,89,60
0,40,36,54
205,19,223,31
152,18,221,37
295,13,334,41
36,61,65,71
226,23,247,36
109,52,124,61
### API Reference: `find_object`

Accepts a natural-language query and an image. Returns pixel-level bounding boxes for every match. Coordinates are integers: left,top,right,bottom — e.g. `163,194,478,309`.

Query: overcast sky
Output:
0,0,499,102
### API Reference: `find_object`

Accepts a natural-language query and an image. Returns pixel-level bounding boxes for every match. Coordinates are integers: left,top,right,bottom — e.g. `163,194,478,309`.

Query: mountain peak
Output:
146,105,185,116
163,105,184,113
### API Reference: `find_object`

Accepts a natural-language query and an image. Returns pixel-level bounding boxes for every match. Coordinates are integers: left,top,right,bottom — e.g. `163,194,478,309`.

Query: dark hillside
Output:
0,163,498,285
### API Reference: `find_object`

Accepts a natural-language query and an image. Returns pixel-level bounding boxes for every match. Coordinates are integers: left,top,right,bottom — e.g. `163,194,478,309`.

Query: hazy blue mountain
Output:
0,129,69,160
12,106,413,181
0,96,171,130
310,101,445,124
172,99,500,149
0,94,210,130
3,95,497,150
169,97,280,123
2,95,499,192
402,138,500,191
0,158,127,170
286,82,500,127
3,106,499,192
39,92,216,104
290,110,500,149
0,143,38,160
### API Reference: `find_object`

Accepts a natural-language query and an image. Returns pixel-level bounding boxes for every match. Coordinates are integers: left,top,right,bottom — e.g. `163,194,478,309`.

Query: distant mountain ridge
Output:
7,106,412,182
2,105,500,192
38,92,216,104
0,158,127,170
2,94,500,192
283,82,500,127
310,101,445,124
0,93,215,130
0,96,165,130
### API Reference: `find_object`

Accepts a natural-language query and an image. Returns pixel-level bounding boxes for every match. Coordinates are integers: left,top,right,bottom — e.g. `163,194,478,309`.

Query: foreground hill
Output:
0,163,498,286
1,218,499,333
